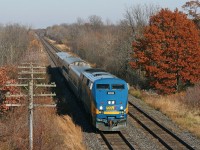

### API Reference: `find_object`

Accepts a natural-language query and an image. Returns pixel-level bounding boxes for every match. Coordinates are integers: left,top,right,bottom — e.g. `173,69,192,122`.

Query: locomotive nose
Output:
108,117,118,127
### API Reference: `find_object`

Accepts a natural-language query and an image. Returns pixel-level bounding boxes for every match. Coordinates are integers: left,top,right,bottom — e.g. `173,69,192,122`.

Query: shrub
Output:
184,83,200,108
129,88,142,99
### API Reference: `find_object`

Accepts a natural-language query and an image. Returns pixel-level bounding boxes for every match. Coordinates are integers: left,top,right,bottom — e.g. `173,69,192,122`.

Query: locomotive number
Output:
106,106,115,110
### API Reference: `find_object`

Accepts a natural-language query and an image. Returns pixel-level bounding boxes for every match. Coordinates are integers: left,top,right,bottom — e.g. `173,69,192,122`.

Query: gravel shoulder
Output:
44,40,200,150
128,95,200,150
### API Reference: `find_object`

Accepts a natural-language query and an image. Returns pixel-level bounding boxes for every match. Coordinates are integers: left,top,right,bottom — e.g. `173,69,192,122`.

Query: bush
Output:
129,88,142,99
184,83,200,108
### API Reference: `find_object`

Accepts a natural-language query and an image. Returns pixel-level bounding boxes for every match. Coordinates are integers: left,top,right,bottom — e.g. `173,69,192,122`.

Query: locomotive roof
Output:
82,69,117,82
70,65,91,77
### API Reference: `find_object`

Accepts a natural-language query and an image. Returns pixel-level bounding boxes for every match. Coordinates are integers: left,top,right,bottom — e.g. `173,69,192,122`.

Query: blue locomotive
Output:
55,52,129,131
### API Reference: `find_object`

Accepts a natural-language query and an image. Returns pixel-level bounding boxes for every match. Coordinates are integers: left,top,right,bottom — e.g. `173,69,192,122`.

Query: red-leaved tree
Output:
130,9,200,94
0,67,21,113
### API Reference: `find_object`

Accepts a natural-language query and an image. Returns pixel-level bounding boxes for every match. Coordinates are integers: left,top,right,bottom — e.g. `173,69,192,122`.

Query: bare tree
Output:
0,24,30,66
44,5,159,86
76,17,85,26
124,4,160,36
182,0,200,28
88,15,104,31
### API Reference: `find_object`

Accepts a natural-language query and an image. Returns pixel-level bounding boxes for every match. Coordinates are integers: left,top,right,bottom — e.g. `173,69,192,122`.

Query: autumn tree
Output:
130,9,200,94
0,66,21,114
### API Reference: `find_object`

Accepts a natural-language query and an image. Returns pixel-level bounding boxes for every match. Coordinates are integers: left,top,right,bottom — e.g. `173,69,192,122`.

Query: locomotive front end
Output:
92,78,129,131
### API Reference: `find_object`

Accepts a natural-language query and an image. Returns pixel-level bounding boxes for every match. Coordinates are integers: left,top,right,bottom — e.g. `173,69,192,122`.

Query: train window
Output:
97,84,109,89
112,84,125,90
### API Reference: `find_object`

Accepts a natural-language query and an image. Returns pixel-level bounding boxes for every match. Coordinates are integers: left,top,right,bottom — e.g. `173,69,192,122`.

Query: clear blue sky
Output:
0,0,189,29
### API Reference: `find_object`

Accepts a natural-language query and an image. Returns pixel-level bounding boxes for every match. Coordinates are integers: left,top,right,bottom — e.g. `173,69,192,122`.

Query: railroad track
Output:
40,36,195,149
44,38,61,53
128,101,195,150
39,37,59,66
40,37,137,150
99,131,135,150
41,37,61,53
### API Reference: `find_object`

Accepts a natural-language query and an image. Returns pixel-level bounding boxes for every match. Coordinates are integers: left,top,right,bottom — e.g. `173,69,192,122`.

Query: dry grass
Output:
0,107,29,150
183,83,200,108
129,87,142,99
47,38,70,51
56,44,70,51
0,38,86,150
143,93,200,138
34,106,85,150
0,105,85,150
56,116,85,150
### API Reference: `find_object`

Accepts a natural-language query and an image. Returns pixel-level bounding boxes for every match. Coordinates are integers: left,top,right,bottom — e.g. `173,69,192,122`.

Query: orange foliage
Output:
131,9,200,94
0,67,21,113
29,39,41,51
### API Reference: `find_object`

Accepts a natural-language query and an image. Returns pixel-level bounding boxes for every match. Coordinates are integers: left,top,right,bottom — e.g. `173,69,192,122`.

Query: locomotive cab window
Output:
97,84,109,89
112,84,125,90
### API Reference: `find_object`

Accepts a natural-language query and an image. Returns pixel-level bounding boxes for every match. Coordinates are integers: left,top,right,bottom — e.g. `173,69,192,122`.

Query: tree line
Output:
0,24,42,114
0,24,31,66
44,2,200,94
45,4,159,87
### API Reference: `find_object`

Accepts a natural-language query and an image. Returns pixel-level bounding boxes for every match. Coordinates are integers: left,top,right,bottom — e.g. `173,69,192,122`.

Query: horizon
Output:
0,0,189,29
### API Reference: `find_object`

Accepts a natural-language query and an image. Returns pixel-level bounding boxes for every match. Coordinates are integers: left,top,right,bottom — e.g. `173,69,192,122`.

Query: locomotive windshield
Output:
112,84,125,90
97,84,109,89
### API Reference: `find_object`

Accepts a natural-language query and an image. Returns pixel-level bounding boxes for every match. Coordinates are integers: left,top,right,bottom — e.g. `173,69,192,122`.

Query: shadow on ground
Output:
47,65,95,133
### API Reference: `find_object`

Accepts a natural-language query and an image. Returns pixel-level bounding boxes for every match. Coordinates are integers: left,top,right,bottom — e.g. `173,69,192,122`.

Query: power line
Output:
5,62,56,150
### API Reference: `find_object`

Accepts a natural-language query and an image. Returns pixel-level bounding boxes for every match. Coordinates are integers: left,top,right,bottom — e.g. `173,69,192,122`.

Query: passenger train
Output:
55,52,129,131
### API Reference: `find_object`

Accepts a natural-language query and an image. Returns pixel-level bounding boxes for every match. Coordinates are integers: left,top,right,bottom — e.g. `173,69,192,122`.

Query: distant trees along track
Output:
39,36,195,150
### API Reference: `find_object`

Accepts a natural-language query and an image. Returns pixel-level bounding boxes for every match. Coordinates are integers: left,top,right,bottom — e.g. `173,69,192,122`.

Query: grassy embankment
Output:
47,38,70,52
0,37,85,150
129,88,200,139
49,37,200,139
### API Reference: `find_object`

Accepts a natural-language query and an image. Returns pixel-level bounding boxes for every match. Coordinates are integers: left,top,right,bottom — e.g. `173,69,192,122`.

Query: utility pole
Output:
5,62,56,150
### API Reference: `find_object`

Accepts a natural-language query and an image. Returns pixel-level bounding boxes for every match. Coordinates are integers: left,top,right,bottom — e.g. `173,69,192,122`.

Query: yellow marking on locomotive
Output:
95,109,100,114
91,101,97,115
125,104,128,113
106,106,115,110
104,111,120,114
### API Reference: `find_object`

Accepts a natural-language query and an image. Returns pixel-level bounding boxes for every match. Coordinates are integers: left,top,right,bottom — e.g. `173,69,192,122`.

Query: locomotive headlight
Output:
108,100,115,105
120,106,123,110
99,106,103,110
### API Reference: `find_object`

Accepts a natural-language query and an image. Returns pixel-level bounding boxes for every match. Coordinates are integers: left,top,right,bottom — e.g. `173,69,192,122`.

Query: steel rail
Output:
128,101,195,150
99,131,135,150
40,37,57,66
42,38,61,52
